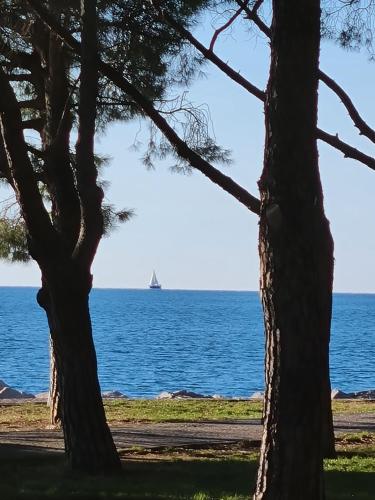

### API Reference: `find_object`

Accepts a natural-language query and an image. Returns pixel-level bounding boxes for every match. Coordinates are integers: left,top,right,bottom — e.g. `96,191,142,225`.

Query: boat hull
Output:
149,285,162,289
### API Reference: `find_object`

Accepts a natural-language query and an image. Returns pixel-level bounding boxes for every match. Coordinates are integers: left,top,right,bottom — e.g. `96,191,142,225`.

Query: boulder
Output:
352,390,375,400
35,392,49,400
172,390,208,399
0,379,8,390
156,391,173,400
250,391,264,400
20,391,35,399
0,386,30,399
156,390,210,399
331,388,353,399
102,390,127,399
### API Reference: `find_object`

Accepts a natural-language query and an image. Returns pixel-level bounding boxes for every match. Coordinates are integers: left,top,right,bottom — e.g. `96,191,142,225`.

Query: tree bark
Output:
37,287,61,426
48,337,61,426
42,266,121,473
254,1,333,498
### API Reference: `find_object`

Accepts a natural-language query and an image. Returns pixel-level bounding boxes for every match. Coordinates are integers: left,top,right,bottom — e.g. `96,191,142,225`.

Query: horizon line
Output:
0,285,374,295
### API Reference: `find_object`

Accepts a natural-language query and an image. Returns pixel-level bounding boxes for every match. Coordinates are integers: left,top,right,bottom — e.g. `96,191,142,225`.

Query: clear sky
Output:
1,14,375,292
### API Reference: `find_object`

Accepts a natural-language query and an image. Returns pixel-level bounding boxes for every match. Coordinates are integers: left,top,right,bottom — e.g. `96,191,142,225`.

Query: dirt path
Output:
0,413,374,457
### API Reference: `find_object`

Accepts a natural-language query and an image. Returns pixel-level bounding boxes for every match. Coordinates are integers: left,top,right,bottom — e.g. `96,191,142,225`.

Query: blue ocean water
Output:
0,287,374,397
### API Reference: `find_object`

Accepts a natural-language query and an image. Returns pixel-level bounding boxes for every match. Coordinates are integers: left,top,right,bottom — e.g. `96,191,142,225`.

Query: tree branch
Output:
316,128,375,171
27,143,45,159
22,117,44,132
319,70,375,144
2,49,41,72
27,0,261,215
235,0,270,36
0,66,57,253
6,72,34,82
209,2,248,52
73,0,103,266
0,134,14,187
19,98,43,110
237,0,375,147
150,1,265,101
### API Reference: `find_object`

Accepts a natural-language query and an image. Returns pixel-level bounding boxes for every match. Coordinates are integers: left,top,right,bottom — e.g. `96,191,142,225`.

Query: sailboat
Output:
149,270,162,289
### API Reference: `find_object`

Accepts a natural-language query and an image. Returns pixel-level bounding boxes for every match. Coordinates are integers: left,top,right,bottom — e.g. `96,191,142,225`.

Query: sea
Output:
0,287,374,398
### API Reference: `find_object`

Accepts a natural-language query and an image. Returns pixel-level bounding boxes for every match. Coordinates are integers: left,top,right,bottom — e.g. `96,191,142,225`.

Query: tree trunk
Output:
40,269,121,473
48,337,61,426
254,1,333,498
322,338,336,458
37,286,61,426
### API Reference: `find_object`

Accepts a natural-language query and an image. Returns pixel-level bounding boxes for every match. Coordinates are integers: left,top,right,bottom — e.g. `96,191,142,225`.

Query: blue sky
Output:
1,15,375,291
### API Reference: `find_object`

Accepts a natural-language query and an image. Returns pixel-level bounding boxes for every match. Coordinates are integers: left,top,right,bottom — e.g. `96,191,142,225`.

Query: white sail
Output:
149,270,161,288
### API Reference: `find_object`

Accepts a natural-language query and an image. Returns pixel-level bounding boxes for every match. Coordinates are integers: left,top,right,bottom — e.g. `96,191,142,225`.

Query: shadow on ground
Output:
0,443,374,499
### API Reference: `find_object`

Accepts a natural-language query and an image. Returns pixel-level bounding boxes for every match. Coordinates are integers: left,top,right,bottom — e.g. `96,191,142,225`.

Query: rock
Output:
352,390,375,400
156,390,210,399
20,391,34,399
156,391,173,400
250,391,264,399
0,387,34,399
0,379,9,390
172,390,210,399
331,388,353,399
102,390,127,399
35,392,49,400
212,394,223,399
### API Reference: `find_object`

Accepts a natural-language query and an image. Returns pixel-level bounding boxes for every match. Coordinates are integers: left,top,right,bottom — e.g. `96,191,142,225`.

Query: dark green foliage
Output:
0,218,30,262
0,0,211,122
0,0,219,231
322,0,375,56
0,0,231,265
102,205,135,236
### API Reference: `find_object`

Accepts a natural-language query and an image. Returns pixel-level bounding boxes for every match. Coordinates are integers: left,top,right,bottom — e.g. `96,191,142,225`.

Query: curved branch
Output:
27,0,261,216
237,0,375,148
209,2,248,51
101,62,261,214
151,1,265,101
319,70,375,145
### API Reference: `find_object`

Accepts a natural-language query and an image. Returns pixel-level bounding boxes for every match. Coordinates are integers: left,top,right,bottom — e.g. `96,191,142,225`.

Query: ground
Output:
0,399,374,499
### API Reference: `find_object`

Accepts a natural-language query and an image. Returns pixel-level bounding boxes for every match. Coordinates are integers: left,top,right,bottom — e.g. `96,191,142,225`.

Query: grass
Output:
1,398,374,429
0,400,374,497
0,438,374,499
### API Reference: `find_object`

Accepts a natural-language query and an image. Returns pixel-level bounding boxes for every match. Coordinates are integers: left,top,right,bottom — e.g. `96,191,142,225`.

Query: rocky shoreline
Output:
1,379,375,401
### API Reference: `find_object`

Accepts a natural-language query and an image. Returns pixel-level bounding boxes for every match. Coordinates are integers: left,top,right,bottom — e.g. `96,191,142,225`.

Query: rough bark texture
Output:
48,338,61,427
44,267,120,472
37,26,80,428
254,1,334,498
38,288,61,427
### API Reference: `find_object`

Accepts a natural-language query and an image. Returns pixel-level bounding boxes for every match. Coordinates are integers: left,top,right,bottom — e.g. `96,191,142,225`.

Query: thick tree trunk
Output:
39,270,121,473
254,1,333,498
